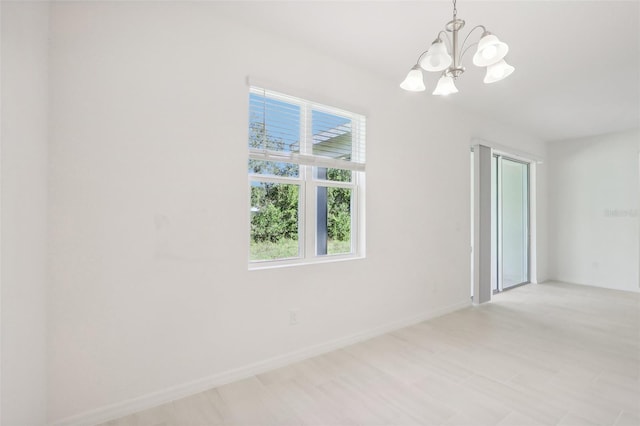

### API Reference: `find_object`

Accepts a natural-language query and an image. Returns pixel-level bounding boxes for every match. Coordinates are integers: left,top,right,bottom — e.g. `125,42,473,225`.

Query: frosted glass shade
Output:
420,41,452,72
432,75,458,96
473,33,509,67
400,67,426,91
484,59,515,83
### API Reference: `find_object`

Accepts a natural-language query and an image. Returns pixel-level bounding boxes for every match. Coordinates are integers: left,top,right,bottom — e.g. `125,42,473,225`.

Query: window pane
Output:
312,110,352,160
249,94,300,153
250,182,300,261
317,186,352,256
501,159,529,288
315,167,352,182
248,160,299,178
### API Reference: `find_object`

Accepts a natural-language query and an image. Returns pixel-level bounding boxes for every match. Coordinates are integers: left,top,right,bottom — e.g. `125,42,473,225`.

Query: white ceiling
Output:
218,0,639,142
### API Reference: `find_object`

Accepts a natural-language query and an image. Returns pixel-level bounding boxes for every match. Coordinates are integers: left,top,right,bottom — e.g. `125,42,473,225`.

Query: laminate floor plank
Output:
556,412,600,426
613,411,640,426
215,377,301,426
314,378,396,425
263,378,355,425
339,373,455,425
412,372,510,426
496,411,546,426
171,392,225,425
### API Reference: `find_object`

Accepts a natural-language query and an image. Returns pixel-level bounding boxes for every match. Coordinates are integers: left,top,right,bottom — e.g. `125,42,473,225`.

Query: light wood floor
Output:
103,282,640,426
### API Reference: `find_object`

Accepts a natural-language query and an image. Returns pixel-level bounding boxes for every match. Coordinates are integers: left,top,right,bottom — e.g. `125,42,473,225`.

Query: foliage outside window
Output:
248,87,366,266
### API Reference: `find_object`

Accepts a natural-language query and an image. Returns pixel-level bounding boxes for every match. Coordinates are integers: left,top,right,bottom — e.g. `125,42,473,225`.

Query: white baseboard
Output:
543,279,640,293
51,298,471,426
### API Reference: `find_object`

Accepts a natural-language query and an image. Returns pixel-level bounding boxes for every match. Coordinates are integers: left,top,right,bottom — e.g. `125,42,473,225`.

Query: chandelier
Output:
400,0,514,95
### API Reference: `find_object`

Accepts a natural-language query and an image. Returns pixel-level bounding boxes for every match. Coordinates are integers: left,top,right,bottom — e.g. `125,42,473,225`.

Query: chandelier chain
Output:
452,0,457,18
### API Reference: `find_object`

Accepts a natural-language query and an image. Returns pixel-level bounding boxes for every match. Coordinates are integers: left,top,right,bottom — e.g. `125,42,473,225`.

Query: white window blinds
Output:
248,87,366,172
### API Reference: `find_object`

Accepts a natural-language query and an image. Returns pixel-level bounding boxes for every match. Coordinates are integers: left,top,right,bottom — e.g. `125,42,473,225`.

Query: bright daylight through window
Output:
248,87,366,266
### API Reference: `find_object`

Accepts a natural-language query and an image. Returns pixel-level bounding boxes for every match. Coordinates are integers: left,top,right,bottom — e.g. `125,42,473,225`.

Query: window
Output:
248,87,366,267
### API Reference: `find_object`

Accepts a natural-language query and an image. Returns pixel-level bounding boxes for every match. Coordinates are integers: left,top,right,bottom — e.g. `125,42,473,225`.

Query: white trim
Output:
529,162,538,284
50,299,471,426
497,155,503,292
547,279,640,294
302,166,314,260
247,76,368,118
0,2,3,421
471,138,544,164
249,150,366,172
248,174,300,185
249,251,364,271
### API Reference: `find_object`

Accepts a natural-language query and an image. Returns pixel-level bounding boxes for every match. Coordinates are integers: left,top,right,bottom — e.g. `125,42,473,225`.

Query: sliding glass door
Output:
496,156,529,290
471,149,530,298
493,156,530,291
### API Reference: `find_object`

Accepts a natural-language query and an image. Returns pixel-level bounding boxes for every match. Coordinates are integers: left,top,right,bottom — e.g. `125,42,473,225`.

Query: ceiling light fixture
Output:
400,0,514,96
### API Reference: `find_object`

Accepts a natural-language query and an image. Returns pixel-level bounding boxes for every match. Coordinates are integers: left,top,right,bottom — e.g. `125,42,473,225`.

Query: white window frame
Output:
248,88,366,269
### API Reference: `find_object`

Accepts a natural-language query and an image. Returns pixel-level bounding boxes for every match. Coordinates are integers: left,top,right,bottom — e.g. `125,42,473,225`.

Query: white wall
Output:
47,2,547,422
1,1,49,424
548,129,640,292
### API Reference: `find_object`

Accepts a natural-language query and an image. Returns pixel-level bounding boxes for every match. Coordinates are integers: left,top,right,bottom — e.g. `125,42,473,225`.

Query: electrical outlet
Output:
289,309,299,325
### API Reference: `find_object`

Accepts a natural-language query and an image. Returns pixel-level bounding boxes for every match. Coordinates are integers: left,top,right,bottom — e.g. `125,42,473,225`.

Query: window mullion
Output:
312,180,355,190
303,165,316,258
248,174,301,185
297,167,306,259
301,104,316,258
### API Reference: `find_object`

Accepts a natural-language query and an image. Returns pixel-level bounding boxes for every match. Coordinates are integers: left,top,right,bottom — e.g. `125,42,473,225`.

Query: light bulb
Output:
490,66,506,79
483,59,515,84
482,45,497,60
420,40,452,72
429,56,442,68
432,75,458,96
473,33,509,67
400,67,426,91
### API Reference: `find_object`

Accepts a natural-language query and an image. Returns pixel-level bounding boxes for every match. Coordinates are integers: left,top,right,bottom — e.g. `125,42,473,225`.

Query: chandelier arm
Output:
459,41,479,64
437,30,452,51
415,48,431,65
459,24,486,57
